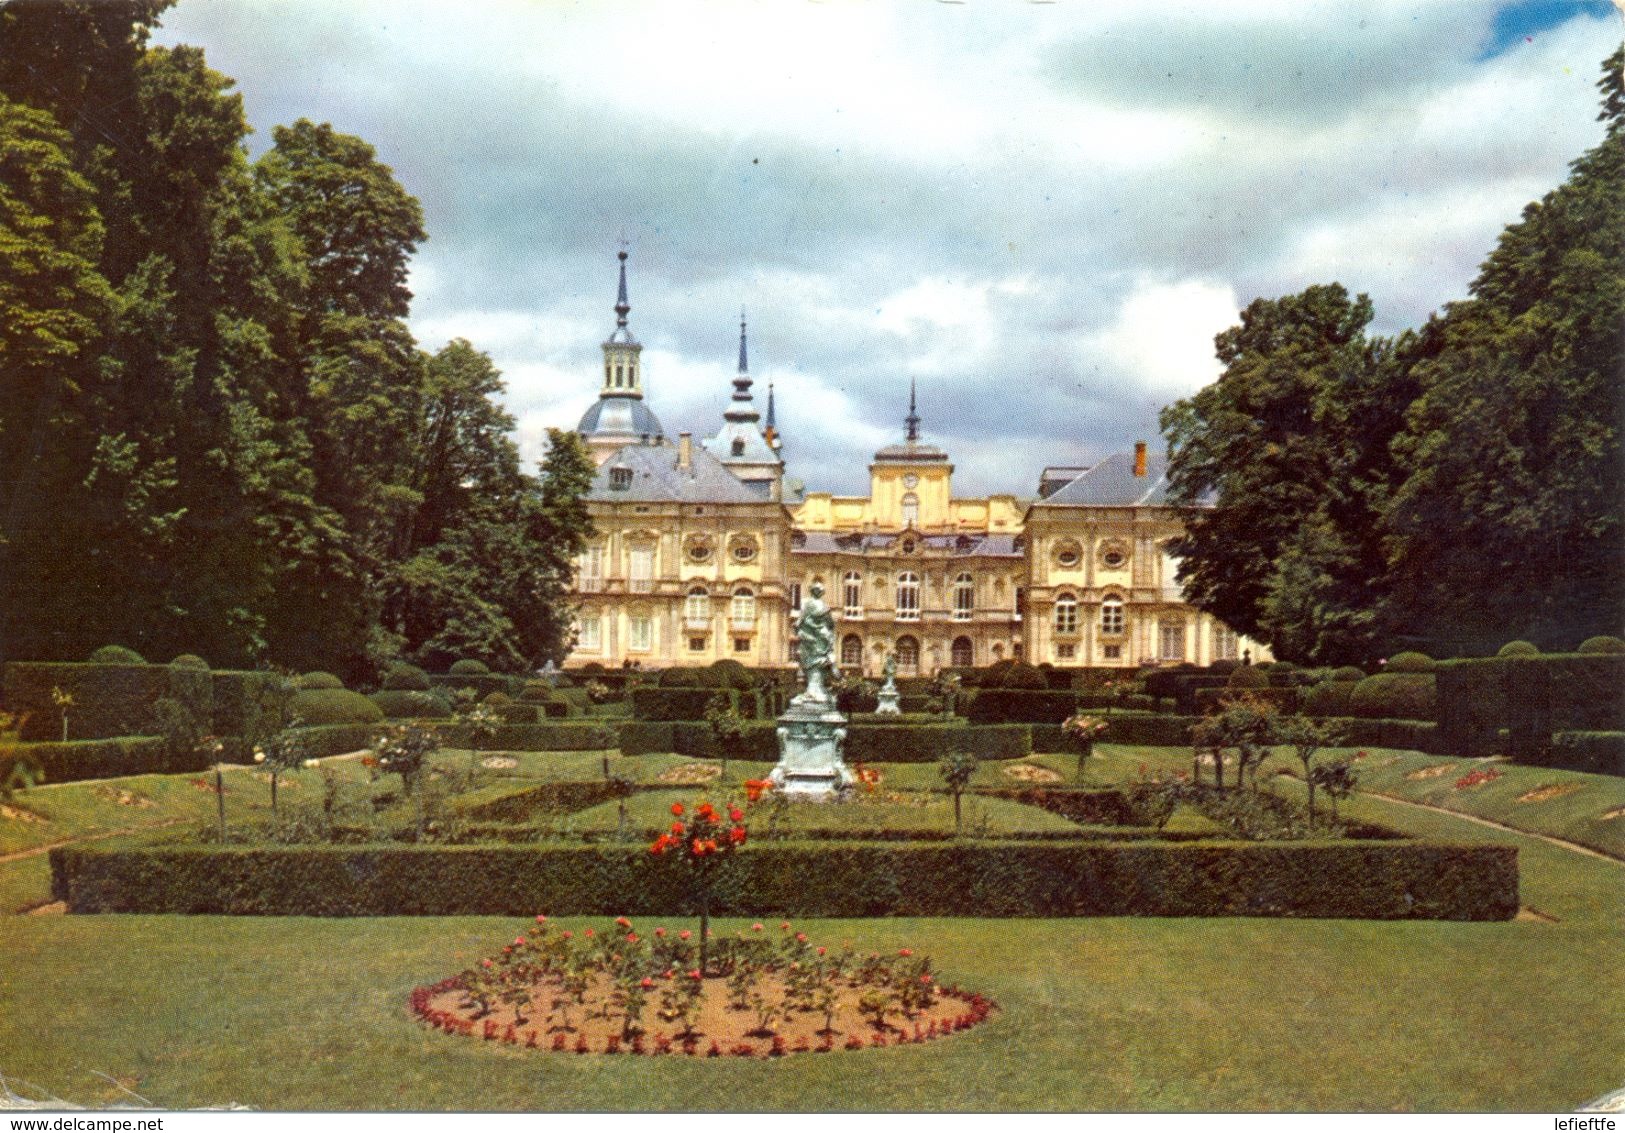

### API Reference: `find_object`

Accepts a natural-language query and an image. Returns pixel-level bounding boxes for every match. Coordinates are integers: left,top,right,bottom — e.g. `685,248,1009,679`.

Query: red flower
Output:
898,948,913,957
670,822,685,836
481,958,493,968
626,932,639,943
678,929,691,940
671,802,685,816
796,932,808,943
583,928,594,938
561,930,573,939
729,807,743,822
640,977,655,989
688,969,702,981
816,946,826,956
780,921,791,931
751,922,764,932
615,915,631,928
655,927,667,937
534,914,547,924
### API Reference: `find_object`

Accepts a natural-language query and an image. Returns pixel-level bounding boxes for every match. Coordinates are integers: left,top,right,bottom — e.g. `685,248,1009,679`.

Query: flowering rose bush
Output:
648,796,750,974
411,913,994,1057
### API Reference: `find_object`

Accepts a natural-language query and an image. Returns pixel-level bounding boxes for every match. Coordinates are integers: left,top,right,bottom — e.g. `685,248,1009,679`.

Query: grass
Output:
0,742,1621,1109
566,788,1083,835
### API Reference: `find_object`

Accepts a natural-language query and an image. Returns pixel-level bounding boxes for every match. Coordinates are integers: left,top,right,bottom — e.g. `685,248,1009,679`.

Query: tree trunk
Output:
699,886,711,976
215,767,226,841
953,790,962,833
271,770,279,816
1076,740,1093,781
1213,748,1224,792
1304,764,1316,822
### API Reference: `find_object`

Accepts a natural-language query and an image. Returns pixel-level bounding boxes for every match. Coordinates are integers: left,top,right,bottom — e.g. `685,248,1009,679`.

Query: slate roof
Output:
587,441,769,505
1032,451,1177,508
577,395,664,441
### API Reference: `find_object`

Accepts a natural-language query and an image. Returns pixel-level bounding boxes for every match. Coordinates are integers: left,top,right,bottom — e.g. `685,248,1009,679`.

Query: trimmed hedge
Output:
295,723,379,759
1348,673,1436,721
5,662,213,743
427,673,513,700
383,663,432,691
1541,731,1625,776
1192,687,1302,716
89,645,145,664
965,689,1079,725
296,672,344,691
437,722,618,752
368,690,453,719
846,723,1031,762
209,670,291,745
3,736,177,782
1313,717,1439,752
1105,714,1203,747
1301,680,1358,718
290,688,384,726
449,659,491,676
448,780,632,822
1434,654,1625,762
975,787,1134,826
52,838,1519,919
631,687,761,721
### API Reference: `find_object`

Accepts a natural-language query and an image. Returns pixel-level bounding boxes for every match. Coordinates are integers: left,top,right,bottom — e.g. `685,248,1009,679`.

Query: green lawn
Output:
0,743,1620,1110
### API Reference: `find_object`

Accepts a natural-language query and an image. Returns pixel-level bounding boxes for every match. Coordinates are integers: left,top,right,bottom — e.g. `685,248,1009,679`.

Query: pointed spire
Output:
614,249,630,328
765,378,779,450
905,378,921,442
737,307,749,374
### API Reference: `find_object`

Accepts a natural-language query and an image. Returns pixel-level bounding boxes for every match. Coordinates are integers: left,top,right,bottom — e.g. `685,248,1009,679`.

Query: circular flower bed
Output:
1001,763,1062,783
410,916,996,1057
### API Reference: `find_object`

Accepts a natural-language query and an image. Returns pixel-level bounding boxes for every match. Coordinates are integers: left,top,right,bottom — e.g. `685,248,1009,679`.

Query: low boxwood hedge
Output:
3,736,176,782
448,780,632,822
1192,687,1302,716
447,722,618,752
427,673,513,700
615,720,1030,762
295,723,379,760
1541,731,1625,776
51,837,1518,919
965,689,1079,724
5,662,214,742
631,687,762,721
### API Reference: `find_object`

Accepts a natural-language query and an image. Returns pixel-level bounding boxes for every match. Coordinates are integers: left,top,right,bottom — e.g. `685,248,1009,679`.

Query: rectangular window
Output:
688,636,706,652
731,592,756,630
1056,643,1076,661
733,637,751,654
789,582,802,613
577,616,601,652
629,547,654,593
1101,603,1124,636
1055,603,1078,635
628,615,652,652
1103,644,1122,660
579,546,603,591
1159,620,1186,662
1214,627,1238,661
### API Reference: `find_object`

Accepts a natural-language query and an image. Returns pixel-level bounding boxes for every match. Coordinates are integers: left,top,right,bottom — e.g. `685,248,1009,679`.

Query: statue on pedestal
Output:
792,581,837,707
875,652,902,715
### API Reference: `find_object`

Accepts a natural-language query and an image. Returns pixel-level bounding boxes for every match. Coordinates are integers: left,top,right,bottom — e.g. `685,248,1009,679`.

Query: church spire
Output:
724,309,758,421
614,249,630,328
764,378,779,450
905,377,921,442
599,247,644,399
737,307,749,374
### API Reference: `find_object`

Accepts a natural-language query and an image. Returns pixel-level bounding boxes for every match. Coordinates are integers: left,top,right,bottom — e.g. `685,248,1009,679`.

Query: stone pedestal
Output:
874,686,901,715
769,700,853,797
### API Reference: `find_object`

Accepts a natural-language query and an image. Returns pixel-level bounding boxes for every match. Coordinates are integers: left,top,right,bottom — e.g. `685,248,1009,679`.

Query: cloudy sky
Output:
153,0,1620,497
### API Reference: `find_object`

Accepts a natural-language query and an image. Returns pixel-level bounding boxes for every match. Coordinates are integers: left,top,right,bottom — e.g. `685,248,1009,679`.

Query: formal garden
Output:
1,644,1622,1108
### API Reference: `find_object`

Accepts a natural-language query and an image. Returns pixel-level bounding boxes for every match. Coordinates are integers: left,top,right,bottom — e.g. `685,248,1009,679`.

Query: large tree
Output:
1382,46,1625,654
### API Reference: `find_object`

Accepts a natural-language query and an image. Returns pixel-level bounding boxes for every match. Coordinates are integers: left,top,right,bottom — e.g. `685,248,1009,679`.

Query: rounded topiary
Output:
370,689,453,719
1261,661,1298,674
1496,640,1540,658
1383,651,1436,673
296,671,345,691
1207,658,1239,676
1577,635,1625,655
494,702,539,724
483,690,515,708
983,661,1047,690
658,666,723,689
1302,680,1357,719
383,662,432,691
90,645,145,664
1330,665,1366,682
289,688,384,726
1348,673,1436,720
708,659,755,690
519,680,560,703
1226,665,1270,689
169,654,209,671
450,658,491,676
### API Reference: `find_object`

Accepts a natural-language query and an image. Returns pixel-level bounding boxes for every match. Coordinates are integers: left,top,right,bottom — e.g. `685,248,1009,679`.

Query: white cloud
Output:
1084,279,1239,401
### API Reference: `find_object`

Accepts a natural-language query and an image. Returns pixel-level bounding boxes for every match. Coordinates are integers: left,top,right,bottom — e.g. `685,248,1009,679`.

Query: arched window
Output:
895,572,920,621
731,438,746,457
731,587,756,629
951,635,974,667
843,571,863,617
901,492,919,528
685,586,710,627
952,572,974,621
1054,592,1079,635
991,642,1005,661
895,635,920,675
1101,596,1125,636
841,634,863,666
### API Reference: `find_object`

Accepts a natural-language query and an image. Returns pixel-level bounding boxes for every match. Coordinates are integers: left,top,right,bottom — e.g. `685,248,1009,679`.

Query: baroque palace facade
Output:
566,255,1262,677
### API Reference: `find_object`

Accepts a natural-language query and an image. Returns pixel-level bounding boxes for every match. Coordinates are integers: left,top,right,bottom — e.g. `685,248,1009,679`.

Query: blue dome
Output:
577,395,664,440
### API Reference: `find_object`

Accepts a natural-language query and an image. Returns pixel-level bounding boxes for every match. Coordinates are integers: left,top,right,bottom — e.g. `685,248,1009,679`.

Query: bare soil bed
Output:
412,970,995,1056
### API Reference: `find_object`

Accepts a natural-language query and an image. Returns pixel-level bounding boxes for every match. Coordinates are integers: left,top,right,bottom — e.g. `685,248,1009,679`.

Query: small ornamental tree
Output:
1310,758,1358,825
457,700,501,752
703,693,749,781
374,722,438,839
50,686,73,743
1209,694,1279,792
1274,715,1345,823
938,750,979,833
648,798,749,975
1062,713,1109,780
254,717,309,817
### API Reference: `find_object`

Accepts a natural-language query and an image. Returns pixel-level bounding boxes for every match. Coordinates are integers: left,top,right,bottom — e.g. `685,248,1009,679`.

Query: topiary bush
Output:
1226,665,1270,690
89,645,145,665
289,688,385,726
1497,641,1540,658
708,659,756,690
483,691,515,708
169,654,209,671
1347,673,1436,721
382,662,432,691
1301,680,1358,719
296,671,345,690
370,689,454,719
1577,636,1625,655
518,680,557,704
449,658,491,676
980,661,1048,690
1384,652,1436,674
1330,666,1366,682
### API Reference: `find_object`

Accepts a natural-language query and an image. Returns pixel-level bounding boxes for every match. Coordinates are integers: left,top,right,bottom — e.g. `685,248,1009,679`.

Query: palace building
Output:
569,255,1262,676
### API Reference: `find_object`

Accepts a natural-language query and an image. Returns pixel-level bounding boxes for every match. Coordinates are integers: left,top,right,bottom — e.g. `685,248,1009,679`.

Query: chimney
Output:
1133,441,1147,478
678,432,692,471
